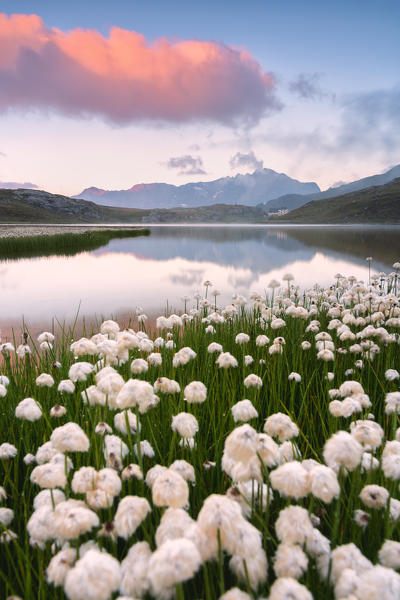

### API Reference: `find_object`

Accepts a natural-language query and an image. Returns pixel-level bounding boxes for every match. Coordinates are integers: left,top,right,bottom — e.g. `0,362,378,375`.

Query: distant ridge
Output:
273,177,400,223
263,164,400,212
74,168,320,209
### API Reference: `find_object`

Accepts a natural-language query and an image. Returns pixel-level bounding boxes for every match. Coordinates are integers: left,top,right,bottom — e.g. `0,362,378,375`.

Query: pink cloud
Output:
0,14,280,125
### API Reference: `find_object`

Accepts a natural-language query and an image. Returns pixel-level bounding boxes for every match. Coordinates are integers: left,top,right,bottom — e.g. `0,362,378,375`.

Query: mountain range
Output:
74,168,320,208
74,164,400,212
1,163,399,225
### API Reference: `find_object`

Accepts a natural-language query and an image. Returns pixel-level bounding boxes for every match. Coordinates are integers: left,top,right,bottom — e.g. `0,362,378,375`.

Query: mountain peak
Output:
74,168,321,209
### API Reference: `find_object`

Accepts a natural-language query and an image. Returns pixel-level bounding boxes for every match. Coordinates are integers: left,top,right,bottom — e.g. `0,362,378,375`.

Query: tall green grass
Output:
0,228,150,260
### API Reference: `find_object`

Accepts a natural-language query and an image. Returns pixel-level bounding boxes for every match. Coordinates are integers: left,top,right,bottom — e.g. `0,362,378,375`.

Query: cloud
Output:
0,13,281,125
229,150,263,171
289,73,331,101
166,155,206,175
0,181,38,189
169,268,204,286
0,151,6,157
337,86,400,152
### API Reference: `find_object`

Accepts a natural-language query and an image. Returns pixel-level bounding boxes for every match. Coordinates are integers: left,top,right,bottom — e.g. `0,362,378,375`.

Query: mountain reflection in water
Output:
0,225,399,332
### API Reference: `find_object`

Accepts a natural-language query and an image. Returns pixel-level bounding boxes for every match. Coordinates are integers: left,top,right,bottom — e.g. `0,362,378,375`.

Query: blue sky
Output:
0,0,399,194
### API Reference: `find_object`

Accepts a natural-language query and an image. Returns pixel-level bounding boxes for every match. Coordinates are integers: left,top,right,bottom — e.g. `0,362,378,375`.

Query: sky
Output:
0,0,399,196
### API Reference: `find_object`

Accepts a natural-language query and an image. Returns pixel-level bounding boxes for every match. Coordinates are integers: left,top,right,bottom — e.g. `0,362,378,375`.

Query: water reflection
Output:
1,225,399,332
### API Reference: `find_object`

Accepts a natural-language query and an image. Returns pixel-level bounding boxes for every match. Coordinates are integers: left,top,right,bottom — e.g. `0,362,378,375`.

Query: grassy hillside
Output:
0,189,149,224
0,188,270,224
275,178,400,223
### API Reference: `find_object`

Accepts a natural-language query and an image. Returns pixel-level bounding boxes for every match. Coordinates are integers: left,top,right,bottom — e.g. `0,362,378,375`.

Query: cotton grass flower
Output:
224,424,258,463
309,465,340,503
114,495,151,539
229,547,268,590
103,434,129,468
64,549,120,600
53,499,99,541
264,413,299,442
50,405,67,418
57,380,75,394
130,358,148,374
207,342,223,353
355,565,400,599
147,352,162,366
216,352,238,368
244,373,262,388
323,430,363,472
172,346,196,367
275,506,313,545
120,541,151,598
270,462,310,499
68,362,93,382
51,423,89,452
148,538,202,599
134,440,154,460
231,399,258,422
382,441,400,479
269,577,312,600
171,413,199,438
256,334,269,346
15,397,42,421
116,379,159,413
273,543,308,579
70,337,97,356
288,372,301,382
152,469,189,508
71,467,97,494
235,333,250,344
114,410,138,435
30,463,67,489
47,547,76,587
36,373,54,387
0,508,14,527
350,420,384,449
385,392,400,414
121,463,143,481
145,465,168,489
359,484,389,509
378,540,400,569
153,377,180,394
184,381,207,403
170,460,196,483
385,369,400,381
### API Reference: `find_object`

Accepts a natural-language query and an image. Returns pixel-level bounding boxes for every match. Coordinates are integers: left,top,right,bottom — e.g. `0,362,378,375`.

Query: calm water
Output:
1,225,399,336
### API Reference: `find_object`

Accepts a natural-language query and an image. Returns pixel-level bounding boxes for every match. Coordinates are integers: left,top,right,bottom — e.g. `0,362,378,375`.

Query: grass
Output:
0,228,150,260
0,272,399,599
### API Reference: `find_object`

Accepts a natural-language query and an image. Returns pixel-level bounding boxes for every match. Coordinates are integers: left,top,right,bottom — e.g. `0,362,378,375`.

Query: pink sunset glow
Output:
0,13,279,124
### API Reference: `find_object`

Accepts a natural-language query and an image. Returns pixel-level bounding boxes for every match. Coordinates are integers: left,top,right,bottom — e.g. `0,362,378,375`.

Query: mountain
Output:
74,168,320,208
263,164,400,212
273,177,400,224
0,187,270,224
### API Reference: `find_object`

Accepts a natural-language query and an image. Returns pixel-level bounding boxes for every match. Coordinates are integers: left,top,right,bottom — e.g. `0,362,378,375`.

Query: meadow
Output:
0,265,400,600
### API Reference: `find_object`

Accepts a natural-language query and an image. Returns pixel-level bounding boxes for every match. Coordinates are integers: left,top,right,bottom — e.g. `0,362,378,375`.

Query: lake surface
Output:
1,225,399,337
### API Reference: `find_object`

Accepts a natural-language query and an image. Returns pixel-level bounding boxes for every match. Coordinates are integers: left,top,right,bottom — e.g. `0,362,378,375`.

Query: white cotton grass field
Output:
0,263,400,600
